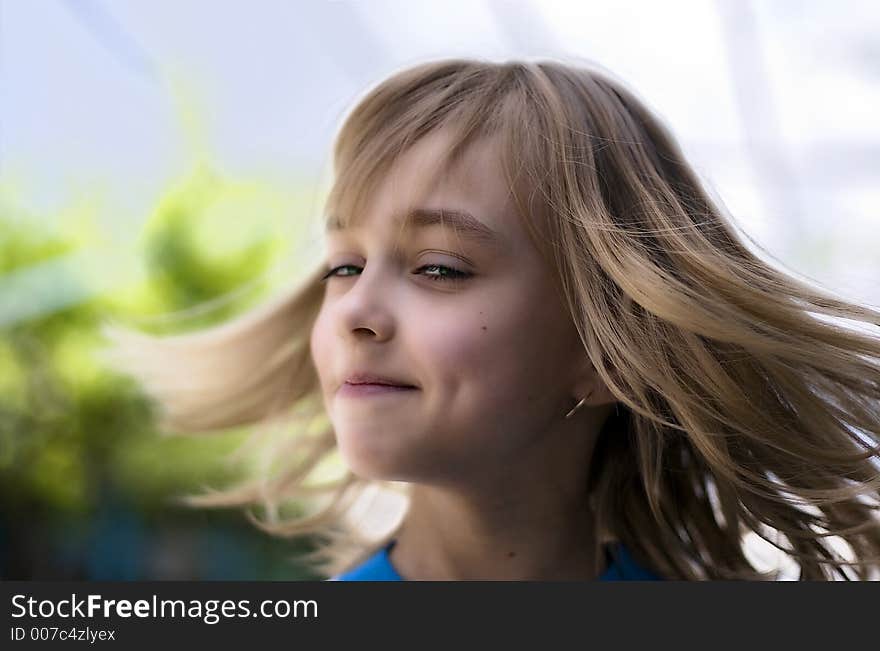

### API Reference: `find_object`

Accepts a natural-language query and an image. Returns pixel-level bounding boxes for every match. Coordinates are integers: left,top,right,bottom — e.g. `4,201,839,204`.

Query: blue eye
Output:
416,264,472,283
320,264,359,281
320,264,471,284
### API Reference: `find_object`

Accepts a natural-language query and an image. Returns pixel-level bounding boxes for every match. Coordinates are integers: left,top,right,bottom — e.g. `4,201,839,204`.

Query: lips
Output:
338,371,419,400
338,382,417,398
343,371,418,389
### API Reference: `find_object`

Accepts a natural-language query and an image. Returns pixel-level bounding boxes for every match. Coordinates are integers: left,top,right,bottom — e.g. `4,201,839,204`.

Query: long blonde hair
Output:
103,58,880,580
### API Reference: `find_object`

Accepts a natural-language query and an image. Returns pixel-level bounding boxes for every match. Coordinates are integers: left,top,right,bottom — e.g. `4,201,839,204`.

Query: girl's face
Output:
310,131,592,484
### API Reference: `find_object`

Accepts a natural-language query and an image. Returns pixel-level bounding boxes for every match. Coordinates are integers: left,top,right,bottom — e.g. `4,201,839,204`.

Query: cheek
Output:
421,307,497,380
435,288,573,421
427,292,552,397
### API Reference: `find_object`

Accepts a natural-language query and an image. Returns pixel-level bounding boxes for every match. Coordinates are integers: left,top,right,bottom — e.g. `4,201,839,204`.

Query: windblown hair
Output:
103,58,880,580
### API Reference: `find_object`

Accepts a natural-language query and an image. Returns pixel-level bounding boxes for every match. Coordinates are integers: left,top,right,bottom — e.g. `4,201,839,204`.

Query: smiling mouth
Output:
338,383,419,398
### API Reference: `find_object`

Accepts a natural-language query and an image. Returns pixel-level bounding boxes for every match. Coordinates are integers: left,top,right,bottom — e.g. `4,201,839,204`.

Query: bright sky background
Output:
2,0,879,309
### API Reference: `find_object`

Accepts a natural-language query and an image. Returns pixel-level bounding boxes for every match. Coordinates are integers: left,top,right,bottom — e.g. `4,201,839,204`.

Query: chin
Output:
336,438,398,481
341,447,430,484
333,423,437,483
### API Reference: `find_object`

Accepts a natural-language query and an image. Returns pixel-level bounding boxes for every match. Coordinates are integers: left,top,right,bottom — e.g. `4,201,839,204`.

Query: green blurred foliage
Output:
0,162,309,521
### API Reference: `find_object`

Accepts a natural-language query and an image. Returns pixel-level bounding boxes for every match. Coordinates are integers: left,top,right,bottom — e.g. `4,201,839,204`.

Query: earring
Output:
564,389,593,419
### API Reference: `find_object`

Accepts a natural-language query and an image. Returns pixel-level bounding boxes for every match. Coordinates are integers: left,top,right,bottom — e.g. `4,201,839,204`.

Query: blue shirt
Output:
331,540,664,581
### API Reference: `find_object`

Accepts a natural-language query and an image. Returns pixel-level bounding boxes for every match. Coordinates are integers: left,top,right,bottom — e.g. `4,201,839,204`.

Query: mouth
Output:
342,371,418,389
338,382,419,398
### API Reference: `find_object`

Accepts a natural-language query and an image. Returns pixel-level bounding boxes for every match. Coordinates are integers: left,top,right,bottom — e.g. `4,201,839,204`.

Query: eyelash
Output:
320,263,472,284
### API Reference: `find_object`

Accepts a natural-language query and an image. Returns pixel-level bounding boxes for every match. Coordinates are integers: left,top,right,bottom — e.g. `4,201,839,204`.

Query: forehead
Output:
326,131,522,253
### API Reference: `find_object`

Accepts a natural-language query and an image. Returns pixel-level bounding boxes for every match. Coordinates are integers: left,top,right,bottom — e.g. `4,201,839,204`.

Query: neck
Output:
390,488,604,580
388,405,615,580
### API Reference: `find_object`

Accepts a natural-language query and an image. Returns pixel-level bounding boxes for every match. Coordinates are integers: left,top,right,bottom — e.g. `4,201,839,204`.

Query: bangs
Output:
322,61,555,258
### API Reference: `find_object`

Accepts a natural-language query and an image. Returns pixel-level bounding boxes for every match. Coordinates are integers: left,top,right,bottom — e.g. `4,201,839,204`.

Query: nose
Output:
334,263,396,343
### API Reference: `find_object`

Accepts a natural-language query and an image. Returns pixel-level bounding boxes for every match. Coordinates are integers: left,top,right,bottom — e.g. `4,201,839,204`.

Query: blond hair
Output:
103,58,880,580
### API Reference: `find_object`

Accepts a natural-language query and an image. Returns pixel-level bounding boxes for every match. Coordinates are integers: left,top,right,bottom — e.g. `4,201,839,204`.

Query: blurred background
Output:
1,0,878,580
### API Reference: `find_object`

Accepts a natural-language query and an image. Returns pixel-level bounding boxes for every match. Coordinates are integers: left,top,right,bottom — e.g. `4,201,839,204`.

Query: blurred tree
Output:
0,164,321,579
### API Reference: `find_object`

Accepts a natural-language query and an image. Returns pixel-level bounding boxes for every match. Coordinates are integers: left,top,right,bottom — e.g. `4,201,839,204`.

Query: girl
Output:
104,58,880,580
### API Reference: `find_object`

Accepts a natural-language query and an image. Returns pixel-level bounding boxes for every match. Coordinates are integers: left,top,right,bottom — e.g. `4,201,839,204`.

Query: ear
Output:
571,357,619,407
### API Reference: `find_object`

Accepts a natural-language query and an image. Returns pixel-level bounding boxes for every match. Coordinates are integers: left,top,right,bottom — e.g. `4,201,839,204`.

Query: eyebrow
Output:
326,208,503,248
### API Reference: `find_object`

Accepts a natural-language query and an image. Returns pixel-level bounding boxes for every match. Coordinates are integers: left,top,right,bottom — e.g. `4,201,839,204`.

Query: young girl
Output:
105,58,880,581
